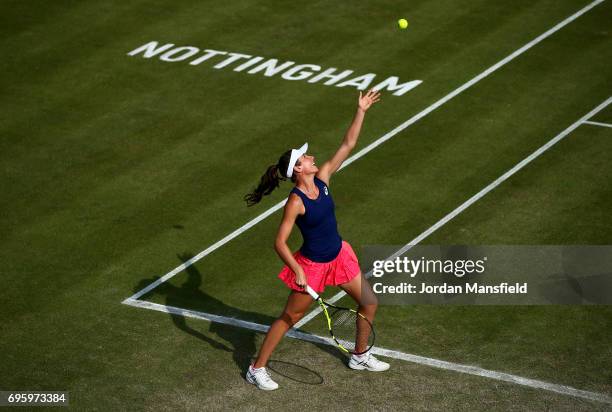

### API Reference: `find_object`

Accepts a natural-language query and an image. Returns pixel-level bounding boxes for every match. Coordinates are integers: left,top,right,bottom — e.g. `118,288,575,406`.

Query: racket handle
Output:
305,285,319,300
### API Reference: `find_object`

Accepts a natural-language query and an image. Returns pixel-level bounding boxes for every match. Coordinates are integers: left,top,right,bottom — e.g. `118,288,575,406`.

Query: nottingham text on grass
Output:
127,41,422,96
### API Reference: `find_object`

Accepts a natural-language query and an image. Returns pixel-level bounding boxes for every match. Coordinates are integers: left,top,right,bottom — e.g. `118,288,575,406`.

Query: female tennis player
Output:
243,90,388,390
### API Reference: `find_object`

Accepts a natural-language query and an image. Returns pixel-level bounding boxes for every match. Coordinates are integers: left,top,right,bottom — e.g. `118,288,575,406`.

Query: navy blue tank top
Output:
290,176,343,262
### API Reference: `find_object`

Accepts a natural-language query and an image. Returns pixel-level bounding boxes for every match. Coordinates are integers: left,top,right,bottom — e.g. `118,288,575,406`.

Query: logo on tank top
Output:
324,186,328,196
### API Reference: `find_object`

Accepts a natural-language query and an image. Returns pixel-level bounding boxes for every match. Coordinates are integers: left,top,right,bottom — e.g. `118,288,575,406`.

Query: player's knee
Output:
360,296,378,315
365,292,379,307
281,310,304,326
288,312,305,326
362,285,378,307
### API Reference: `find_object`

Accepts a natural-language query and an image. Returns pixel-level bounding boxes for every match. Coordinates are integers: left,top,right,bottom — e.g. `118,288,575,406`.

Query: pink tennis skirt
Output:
278,240,361,293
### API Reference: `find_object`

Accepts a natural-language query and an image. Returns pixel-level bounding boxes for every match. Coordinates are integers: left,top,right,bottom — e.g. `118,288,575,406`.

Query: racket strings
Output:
329,308,374,353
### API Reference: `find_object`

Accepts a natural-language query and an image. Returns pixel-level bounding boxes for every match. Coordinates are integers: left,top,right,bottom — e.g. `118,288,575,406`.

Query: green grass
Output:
1,0,611,410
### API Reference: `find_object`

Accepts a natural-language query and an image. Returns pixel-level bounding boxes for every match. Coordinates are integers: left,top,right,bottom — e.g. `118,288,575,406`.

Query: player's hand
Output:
358,89,381,112
294,268,307,289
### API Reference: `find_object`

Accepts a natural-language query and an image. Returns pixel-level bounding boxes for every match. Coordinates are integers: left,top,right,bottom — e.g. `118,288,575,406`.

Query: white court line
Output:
124,0,606,303
583,120,612,128
122,298,612,404
294,96,612,328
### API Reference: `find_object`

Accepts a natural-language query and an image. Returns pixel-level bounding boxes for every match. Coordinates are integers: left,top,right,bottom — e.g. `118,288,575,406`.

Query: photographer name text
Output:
373,282,528,295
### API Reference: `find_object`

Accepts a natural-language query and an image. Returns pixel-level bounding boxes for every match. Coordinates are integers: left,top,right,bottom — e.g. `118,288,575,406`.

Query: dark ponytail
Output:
244,149,294,207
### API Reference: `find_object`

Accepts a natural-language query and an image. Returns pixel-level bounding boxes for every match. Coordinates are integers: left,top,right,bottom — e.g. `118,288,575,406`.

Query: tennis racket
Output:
305,285,375,355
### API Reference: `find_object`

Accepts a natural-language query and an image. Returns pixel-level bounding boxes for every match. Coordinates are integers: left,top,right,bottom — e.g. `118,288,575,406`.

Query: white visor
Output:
286,142,308,178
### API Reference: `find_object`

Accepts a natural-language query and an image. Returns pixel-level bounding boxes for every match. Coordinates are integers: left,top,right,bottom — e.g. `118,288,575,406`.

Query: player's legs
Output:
341,273,389,371
252,290,313,368
339,272,378,354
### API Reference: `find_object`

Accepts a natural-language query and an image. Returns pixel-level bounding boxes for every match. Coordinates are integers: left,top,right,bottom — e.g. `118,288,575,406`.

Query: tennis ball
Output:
398,18,408,29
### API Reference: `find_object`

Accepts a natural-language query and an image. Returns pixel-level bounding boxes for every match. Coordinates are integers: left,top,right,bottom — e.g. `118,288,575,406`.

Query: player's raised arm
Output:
316,89,381,184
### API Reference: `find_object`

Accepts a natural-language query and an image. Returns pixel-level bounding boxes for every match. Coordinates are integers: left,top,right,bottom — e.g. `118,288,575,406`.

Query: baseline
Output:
122,298,612,404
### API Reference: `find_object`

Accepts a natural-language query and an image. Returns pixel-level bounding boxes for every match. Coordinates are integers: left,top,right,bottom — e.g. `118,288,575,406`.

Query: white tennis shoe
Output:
246,365,279,390
348,352,390,372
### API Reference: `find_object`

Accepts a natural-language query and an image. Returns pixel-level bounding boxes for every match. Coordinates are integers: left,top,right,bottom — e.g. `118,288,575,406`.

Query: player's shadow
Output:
132,252,345,379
